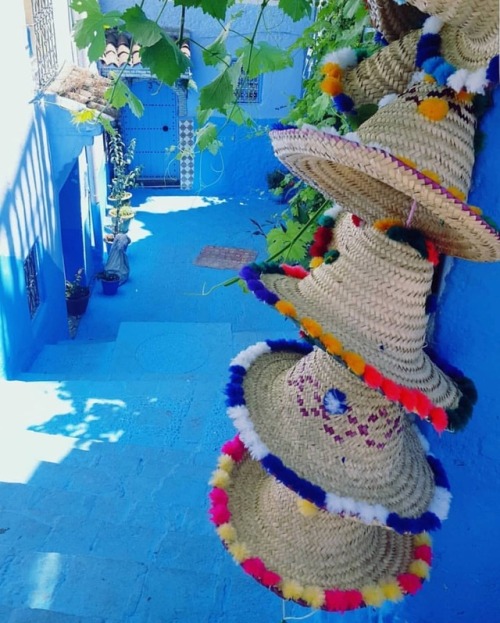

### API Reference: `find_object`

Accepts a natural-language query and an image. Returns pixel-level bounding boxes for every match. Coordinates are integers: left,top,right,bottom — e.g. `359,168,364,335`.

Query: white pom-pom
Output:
371,503,389,524
447,68,468,93
409,70,426,87
247,437,269,460
422,15,444,34
325,493,344,514
465,67,488,94
428,487,452,520
343,132,360,143
340,496,358,516
323,47,358,70
300,123,321,133
378,93,398,108
324,203,342,219
319,126,340,137
227,405,249,422
230,343,269,368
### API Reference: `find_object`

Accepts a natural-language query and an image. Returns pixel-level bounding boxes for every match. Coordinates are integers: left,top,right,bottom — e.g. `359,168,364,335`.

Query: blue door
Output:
121,79,180,186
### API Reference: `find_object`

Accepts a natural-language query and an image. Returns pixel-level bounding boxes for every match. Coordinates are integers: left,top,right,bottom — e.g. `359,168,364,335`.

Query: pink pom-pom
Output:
222,435,246,461
209,487,229,505
414,545,432,564
324,590,349,612
281,264,309,279
344,590,363,610
241,557,266,578
261,570,282,587
351,215,363,227
363,365,383,389
398,573,422,595
209,503,231,526
381,378,402,402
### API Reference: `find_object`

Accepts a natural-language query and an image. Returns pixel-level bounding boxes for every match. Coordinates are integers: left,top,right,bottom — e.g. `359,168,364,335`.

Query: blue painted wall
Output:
100,0,311,195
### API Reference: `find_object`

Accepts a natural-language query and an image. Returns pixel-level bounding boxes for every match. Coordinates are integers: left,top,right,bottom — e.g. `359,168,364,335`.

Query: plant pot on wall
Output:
109,208,135,234
65,268,91,316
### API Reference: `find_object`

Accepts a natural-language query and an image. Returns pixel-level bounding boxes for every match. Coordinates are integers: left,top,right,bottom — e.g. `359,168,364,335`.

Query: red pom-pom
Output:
309,242,323,257
381,378,402,402
429,407,448,433
398,573,422,595
313,226,332,245
209,503,231,526
425,239,440,266
221,435,246,461
324,590,349,612
261,570,282,587
241,557,266,578
209,487,229,505
281,264,309,279
414,392,432,418
351,215,363,227
400,387,418,413
344,590,363,610
363,365,383,389
414,545,433,565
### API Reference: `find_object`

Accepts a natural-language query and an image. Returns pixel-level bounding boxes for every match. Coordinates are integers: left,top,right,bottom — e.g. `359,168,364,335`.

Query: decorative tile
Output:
194,246,257,270
179,119,195,190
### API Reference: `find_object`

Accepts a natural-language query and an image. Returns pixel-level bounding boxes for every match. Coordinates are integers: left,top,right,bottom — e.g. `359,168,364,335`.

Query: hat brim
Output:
226,339,450,533
210,443,432,611
270,128,500,262
368,0,427,42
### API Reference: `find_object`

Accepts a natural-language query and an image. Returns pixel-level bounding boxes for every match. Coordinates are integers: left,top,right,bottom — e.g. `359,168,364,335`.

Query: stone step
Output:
24,341,115,380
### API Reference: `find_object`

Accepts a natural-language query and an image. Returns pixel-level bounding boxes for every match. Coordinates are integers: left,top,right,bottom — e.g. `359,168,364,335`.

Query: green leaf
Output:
237,42,292,79
309,93,332,122
278,0,312,22
223,103,252,126
196,123,222,154
199,61,241,113
267,220,311,263
202,25,231,67
122,6,163,46
70,0,122,61
173,0,227,20
140,34,191,85
104,77,144,117
197,107,214,126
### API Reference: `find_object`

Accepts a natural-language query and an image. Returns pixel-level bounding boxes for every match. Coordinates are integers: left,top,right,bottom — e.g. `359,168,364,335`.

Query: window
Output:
24,243,41,319
235,65,262,104
24,0,59,89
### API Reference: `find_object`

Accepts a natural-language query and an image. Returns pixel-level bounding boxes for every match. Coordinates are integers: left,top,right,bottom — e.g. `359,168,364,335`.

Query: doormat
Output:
194,245,257,270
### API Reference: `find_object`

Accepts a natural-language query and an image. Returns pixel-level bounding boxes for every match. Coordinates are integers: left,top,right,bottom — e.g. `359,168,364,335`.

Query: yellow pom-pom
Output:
209,469,231,489
228,541,250,562
302,586,325,609
281,580,304,600
217,522,237,543
417,98,449,121
413,532,432,547
421,169,441,184
397,156,417,169
423,73,436,83
320,76,342,97
275,300,297,318
321,333,343,356
309,256,324,269
343,351,366,376
361,585,385,607
381,581,404,602
469,205,483,215
447,186,466,201
301,317,323,339
322,62,342,80
217,454,234,473
373,218,403,232
409,560,430,579
296,498,319,517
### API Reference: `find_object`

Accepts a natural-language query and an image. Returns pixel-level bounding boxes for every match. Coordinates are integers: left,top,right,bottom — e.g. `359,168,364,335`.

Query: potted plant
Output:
106,130,142,235
266,169,297,204
96,270,120,296
65,268,91,316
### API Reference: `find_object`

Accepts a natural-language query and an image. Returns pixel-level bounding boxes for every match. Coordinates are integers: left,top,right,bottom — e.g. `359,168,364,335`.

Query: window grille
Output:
24,243,41,319
236,68,262,104
30,0,59,89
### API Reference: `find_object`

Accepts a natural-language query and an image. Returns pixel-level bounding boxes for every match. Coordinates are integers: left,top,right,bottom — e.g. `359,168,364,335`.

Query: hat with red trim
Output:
239,212,477,432
271,80,500,262
224,338,451,534
209,437,433,612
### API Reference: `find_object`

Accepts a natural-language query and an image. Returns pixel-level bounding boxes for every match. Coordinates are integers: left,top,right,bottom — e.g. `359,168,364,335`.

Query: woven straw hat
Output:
367,0,426,42
225,339,451,533
209,443,433,611
240,214,477,432
271,81,500,262
406,0,499,63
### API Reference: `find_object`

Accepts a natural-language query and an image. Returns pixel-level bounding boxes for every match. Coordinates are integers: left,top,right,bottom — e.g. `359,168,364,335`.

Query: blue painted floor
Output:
0,190,496,622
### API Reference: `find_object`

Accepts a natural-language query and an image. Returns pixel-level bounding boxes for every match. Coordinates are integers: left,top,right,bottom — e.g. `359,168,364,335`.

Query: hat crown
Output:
357,81,476,197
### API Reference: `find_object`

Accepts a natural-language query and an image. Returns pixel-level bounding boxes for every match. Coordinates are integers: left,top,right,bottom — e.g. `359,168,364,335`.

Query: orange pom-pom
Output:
423,73,436,83
456,90,473,103
397,155,417,169
421,169,441,184
320,76,342,97
343,351,366,376
321,333,343,356
301,317,323,338
429,406,448,433
469,205,483,215
417,98,449,121
275,300,297,318
322,62,342,80
373,218,403,232
447,186,466,201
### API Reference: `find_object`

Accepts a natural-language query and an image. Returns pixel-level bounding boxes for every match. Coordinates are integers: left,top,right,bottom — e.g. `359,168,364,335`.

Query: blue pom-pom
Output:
427,455,450,489
239,265,259,281
374,31,388,46
262,453,284,475
254,289,279,305
416,33,441,67
297,478,326,508
224,383,245,407
229,364,246,376
421,56,444,74
271,123,296,131
267,339,312,354
420,511,442,531
333,93,355,113
433,60,455,85
486,55,499,83
246,279,264,292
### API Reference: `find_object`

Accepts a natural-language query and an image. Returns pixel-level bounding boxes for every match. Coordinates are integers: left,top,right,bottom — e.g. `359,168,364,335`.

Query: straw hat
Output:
240,214,478,432
271,81,500,262
209,442,433,611
225,339,451,533
323,17,499,116
367,0,426,42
